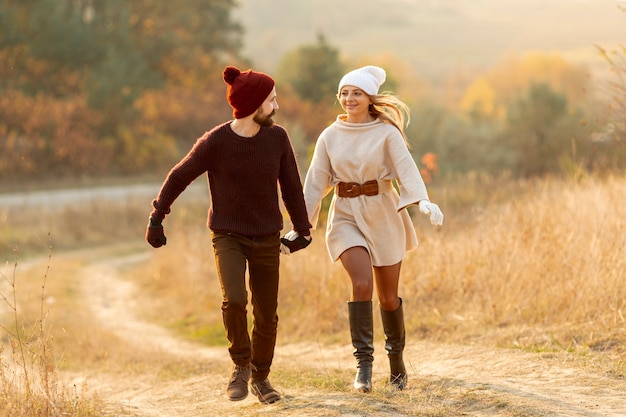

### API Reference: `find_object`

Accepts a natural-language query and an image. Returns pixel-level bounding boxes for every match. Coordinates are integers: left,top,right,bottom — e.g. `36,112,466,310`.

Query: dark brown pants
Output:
211,231,280,380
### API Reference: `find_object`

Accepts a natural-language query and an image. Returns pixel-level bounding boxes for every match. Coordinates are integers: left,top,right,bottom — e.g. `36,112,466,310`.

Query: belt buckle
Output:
346,182,361,197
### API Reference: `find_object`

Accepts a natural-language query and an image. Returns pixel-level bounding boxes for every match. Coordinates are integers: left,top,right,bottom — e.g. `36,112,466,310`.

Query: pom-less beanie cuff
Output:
338,65,386,96
223,66,275,118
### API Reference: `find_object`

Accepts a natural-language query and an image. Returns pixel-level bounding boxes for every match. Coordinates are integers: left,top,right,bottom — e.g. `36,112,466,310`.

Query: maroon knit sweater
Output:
151,122,311,237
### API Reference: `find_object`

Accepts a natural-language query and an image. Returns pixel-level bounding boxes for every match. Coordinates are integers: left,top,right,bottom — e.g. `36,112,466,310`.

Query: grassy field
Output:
140,173,626,358
1,173,625,415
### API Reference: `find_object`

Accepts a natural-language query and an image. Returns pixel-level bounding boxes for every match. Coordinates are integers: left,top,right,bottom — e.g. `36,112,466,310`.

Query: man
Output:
145,66,312,404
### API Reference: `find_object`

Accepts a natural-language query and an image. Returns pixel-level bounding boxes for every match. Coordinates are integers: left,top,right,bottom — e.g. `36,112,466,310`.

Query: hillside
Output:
234,0,625,82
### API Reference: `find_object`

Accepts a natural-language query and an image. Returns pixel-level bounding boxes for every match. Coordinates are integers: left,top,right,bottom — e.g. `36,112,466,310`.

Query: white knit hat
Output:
338,65,386,95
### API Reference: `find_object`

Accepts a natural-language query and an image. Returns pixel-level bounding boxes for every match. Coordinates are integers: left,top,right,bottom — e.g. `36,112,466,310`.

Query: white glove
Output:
279,230,312,255
280,231,298,255
419,200,444,226
284,230,299,241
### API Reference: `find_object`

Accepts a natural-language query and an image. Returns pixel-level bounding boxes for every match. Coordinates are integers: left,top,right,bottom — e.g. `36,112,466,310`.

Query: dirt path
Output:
67,252,626,417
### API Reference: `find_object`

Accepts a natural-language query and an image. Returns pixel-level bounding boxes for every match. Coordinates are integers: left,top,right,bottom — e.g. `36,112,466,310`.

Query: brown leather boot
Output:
226,363,252,401
250,378,281,404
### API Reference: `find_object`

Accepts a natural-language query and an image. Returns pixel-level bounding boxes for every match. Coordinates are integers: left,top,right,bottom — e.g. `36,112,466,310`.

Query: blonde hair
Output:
368,92,411,145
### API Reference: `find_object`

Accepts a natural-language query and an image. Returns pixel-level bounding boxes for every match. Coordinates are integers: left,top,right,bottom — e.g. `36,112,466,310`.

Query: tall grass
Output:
0,184,192,416
1,173,624,416
0,248,102,415
140,174,626,364
406,175,626,352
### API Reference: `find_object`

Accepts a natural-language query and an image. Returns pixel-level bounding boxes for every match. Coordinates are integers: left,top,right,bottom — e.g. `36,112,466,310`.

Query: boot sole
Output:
250,385,281,404
227,391,248,401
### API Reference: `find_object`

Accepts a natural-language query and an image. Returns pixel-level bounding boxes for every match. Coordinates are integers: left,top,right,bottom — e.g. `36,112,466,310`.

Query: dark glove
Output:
280,231,311,254
145,217,167,248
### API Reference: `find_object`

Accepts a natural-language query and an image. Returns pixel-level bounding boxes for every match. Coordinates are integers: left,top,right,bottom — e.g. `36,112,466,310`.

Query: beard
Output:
253,109,276,127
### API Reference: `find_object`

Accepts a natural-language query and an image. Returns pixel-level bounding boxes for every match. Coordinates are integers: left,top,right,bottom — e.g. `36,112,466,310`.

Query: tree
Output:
0,0,104,96
459,77,500,123
275,34,345,104
504,83,581,176
0,0,243,103
486,53,590,106
0,0,245,179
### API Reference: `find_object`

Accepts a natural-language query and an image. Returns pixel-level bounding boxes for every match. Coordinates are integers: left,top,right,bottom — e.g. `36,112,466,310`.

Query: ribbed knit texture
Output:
303,116,428,265
151,122,311,237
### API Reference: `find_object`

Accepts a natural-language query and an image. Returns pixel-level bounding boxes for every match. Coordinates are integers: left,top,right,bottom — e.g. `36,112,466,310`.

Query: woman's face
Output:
338,86,371,119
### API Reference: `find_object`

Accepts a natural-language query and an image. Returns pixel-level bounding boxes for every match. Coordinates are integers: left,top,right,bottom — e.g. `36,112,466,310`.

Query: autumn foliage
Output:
1,1,625,185
0,90,108,176
420,152,438,184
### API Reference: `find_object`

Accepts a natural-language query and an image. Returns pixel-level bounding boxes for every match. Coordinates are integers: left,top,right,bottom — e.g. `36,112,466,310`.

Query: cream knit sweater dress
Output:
303,115,430,266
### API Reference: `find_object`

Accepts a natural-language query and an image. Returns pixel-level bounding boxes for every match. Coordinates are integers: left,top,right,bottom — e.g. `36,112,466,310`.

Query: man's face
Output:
254,87,278,127
253,108,276,127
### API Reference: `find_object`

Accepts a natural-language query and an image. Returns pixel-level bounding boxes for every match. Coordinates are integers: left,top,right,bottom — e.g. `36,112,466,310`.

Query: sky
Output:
234,0,625,82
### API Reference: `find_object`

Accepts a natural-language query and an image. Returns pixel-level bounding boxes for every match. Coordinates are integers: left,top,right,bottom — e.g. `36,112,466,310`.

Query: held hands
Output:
418,200,444,226
145,217,167,248
280,230,312,255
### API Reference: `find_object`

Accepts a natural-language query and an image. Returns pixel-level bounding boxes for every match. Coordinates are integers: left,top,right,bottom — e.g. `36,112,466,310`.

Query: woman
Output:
302,65,443,392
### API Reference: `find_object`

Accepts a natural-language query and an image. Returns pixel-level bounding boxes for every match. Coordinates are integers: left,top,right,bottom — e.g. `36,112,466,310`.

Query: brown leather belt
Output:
336,180,379,198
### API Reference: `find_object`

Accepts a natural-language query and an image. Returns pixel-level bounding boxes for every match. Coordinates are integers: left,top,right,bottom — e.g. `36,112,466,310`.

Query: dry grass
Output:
0,252,103,416
1,173,625,415
139,174,626,370
407,176,626,354
0,187,204,416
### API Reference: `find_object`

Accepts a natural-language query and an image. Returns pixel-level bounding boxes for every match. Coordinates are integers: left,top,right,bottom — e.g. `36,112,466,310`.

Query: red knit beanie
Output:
223,66,275,119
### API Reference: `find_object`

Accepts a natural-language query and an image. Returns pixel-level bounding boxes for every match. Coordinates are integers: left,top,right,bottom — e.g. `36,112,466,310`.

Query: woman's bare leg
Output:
374,262,402,311
339,246,374,301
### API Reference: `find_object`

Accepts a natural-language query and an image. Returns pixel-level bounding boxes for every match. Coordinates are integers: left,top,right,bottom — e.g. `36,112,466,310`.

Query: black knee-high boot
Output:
380,298,407,390
348,300,374,393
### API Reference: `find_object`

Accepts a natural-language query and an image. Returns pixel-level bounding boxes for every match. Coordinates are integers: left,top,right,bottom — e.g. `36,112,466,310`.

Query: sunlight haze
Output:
235,0,625,82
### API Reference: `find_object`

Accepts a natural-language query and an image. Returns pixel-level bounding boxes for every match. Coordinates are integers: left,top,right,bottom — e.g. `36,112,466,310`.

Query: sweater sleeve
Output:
302,132,334,229
150,134,209,220
385,131,429,211
278,132,312,234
